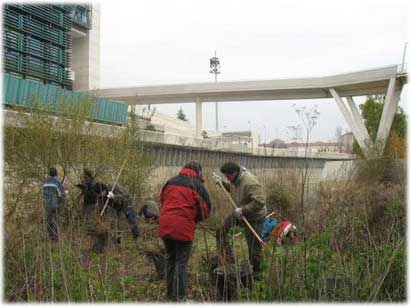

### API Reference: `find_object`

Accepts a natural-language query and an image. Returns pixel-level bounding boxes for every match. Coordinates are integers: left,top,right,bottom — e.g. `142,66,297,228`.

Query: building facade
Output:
2,4,129,126
3,3,99,91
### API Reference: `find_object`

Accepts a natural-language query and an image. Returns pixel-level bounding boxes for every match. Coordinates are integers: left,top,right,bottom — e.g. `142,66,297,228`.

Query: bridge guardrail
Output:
138,130,253,153
252,146,355,159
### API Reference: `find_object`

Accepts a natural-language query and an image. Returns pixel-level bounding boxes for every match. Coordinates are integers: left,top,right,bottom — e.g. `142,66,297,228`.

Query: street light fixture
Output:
209,51,221,131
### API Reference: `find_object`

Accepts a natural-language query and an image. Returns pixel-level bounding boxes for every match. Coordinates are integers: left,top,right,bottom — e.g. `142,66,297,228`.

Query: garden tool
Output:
100,159,127,217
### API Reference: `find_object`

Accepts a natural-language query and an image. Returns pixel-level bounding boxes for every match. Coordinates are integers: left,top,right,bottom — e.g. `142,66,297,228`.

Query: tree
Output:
353,95,406,158
176,107,188,121
289,104,320,287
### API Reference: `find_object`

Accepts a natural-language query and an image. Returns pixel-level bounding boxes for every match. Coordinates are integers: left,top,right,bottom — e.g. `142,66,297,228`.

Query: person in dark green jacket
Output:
214,162,267,274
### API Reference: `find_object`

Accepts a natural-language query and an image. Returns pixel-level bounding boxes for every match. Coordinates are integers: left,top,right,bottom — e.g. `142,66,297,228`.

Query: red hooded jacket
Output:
158,168,211,241
271,220,293,243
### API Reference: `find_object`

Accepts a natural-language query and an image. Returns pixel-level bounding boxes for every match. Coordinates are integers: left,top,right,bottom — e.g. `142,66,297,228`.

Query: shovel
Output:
213,172,267,249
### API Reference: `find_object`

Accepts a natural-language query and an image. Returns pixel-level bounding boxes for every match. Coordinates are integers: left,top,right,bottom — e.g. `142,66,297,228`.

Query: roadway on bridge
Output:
94,65,404,105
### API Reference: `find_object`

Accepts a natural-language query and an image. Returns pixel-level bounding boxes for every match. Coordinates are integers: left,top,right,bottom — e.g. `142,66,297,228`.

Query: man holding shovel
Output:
214,162,267,275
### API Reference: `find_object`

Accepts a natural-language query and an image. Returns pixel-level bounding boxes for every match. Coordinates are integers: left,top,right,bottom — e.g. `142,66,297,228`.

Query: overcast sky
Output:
99,0,410,142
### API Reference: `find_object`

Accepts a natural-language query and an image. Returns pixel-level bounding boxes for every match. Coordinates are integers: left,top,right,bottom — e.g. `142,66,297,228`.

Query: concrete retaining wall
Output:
144,143,334,190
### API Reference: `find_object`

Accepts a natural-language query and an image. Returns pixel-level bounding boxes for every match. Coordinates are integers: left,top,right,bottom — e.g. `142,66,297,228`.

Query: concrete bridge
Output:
95,65,408,158
4,109,354,160
143,140,353,186
4,108,354,186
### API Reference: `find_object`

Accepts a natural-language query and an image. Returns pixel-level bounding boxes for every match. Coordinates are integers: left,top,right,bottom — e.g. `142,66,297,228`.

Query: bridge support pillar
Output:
376,77,401,155
346,96,372,146
196,96,203,137
329,88,372,158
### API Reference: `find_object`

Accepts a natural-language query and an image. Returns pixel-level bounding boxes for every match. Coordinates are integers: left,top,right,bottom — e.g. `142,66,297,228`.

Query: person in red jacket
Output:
158,161,211,302
271,220,297,245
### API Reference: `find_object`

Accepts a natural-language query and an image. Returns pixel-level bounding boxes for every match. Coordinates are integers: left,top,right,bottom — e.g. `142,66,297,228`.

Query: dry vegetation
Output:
3,101,406,302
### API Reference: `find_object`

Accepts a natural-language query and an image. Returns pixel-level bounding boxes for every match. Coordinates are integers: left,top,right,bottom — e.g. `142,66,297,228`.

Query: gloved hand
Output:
131,226,140,240
234,207,243,219
107,191,115,199
212,173,222,184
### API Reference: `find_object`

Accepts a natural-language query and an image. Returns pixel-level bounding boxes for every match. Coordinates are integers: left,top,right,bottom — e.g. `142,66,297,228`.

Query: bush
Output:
261,171,300,221
4,99,153,302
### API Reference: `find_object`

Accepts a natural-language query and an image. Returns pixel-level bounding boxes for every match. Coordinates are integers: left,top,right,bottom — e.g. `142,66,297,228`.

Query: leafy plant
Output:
353,95,407,158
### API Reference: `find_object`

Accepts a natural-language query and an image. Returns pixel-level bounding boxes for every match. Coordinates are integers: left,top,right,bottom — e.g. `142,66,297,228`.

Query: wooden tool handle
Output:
216,180,267,248
100,159,127,217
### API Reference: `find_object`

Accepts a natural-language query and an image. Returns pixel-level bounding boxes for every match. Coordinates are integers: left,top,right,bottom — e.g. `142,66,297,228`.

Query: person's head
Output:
84,168,93,179
49,167,58,177
220,162,241,183
184,160,204,182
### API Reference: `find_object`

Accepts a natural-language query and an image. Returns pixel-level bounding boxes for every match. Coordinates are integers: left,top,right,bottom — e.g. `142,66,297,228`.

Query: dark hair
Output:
49,167,58,177
220,162,240,175
84,168,93,178
94,182,108,194
184,160,203,175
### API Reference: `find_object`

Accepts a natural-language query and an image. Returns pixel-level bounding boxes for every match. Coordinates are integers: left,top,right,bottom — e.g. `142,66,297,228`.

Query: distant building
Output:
3,4,99,91
339,132,354,153
285,141,342,153
2,4,130,126
263,139,287,149
222,130,259,148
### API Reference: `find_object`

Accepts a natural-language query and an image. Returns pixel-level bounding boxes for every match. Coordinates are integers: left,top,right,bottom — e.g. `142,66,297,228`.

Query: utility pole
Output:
209,51,221,132
264,124,267,147
401,42,408,74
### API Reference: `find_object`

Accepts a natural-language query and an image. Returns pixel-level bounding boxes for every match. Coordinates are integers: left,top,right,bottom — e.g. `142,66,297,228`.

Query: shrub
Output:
4,99,153,302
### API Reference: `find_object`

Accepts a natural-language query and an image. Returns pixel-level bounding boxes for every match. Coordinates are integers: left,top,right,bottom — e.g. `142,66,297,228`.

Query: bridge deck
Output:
94,65,405,104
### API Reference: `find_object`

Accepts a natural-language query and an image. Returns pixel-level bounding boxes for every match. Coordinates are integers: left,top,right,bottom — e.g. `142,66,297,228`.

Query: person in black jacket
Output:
91,182,140,252
75,168,98,222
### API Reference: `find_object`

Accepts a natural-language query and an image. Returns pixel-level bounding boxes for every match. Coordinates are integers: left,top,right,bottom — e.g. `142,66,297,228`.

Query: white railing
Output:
138,130,253,153
138,129,354,159
252,146,355,159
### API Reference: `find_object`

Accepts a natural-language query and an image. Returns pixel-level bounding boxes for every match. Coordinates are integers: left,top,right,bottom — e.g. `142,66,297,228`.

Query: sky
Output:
99,0,410,142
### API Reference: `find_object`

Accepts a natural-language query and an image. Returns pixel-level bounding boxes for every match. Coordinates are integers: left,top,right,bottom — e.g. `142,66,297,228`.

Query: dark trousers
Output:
124,206,139,239
162,238,192,302
46,208,59,241
216,212,264,273
83,203,96,220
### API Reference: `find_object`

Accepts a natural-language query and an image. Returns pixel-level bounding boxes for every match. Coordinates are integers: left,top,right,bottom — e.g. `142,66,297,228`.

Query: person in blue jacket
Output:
42,167,66,241
262,217,278,242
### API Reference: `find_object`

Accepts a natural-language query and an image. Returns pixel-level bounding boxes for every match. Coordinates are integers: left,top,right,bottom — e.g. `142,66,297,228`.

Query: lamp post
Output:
209,51,221,132
401,42,408,74
263,124,267,147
